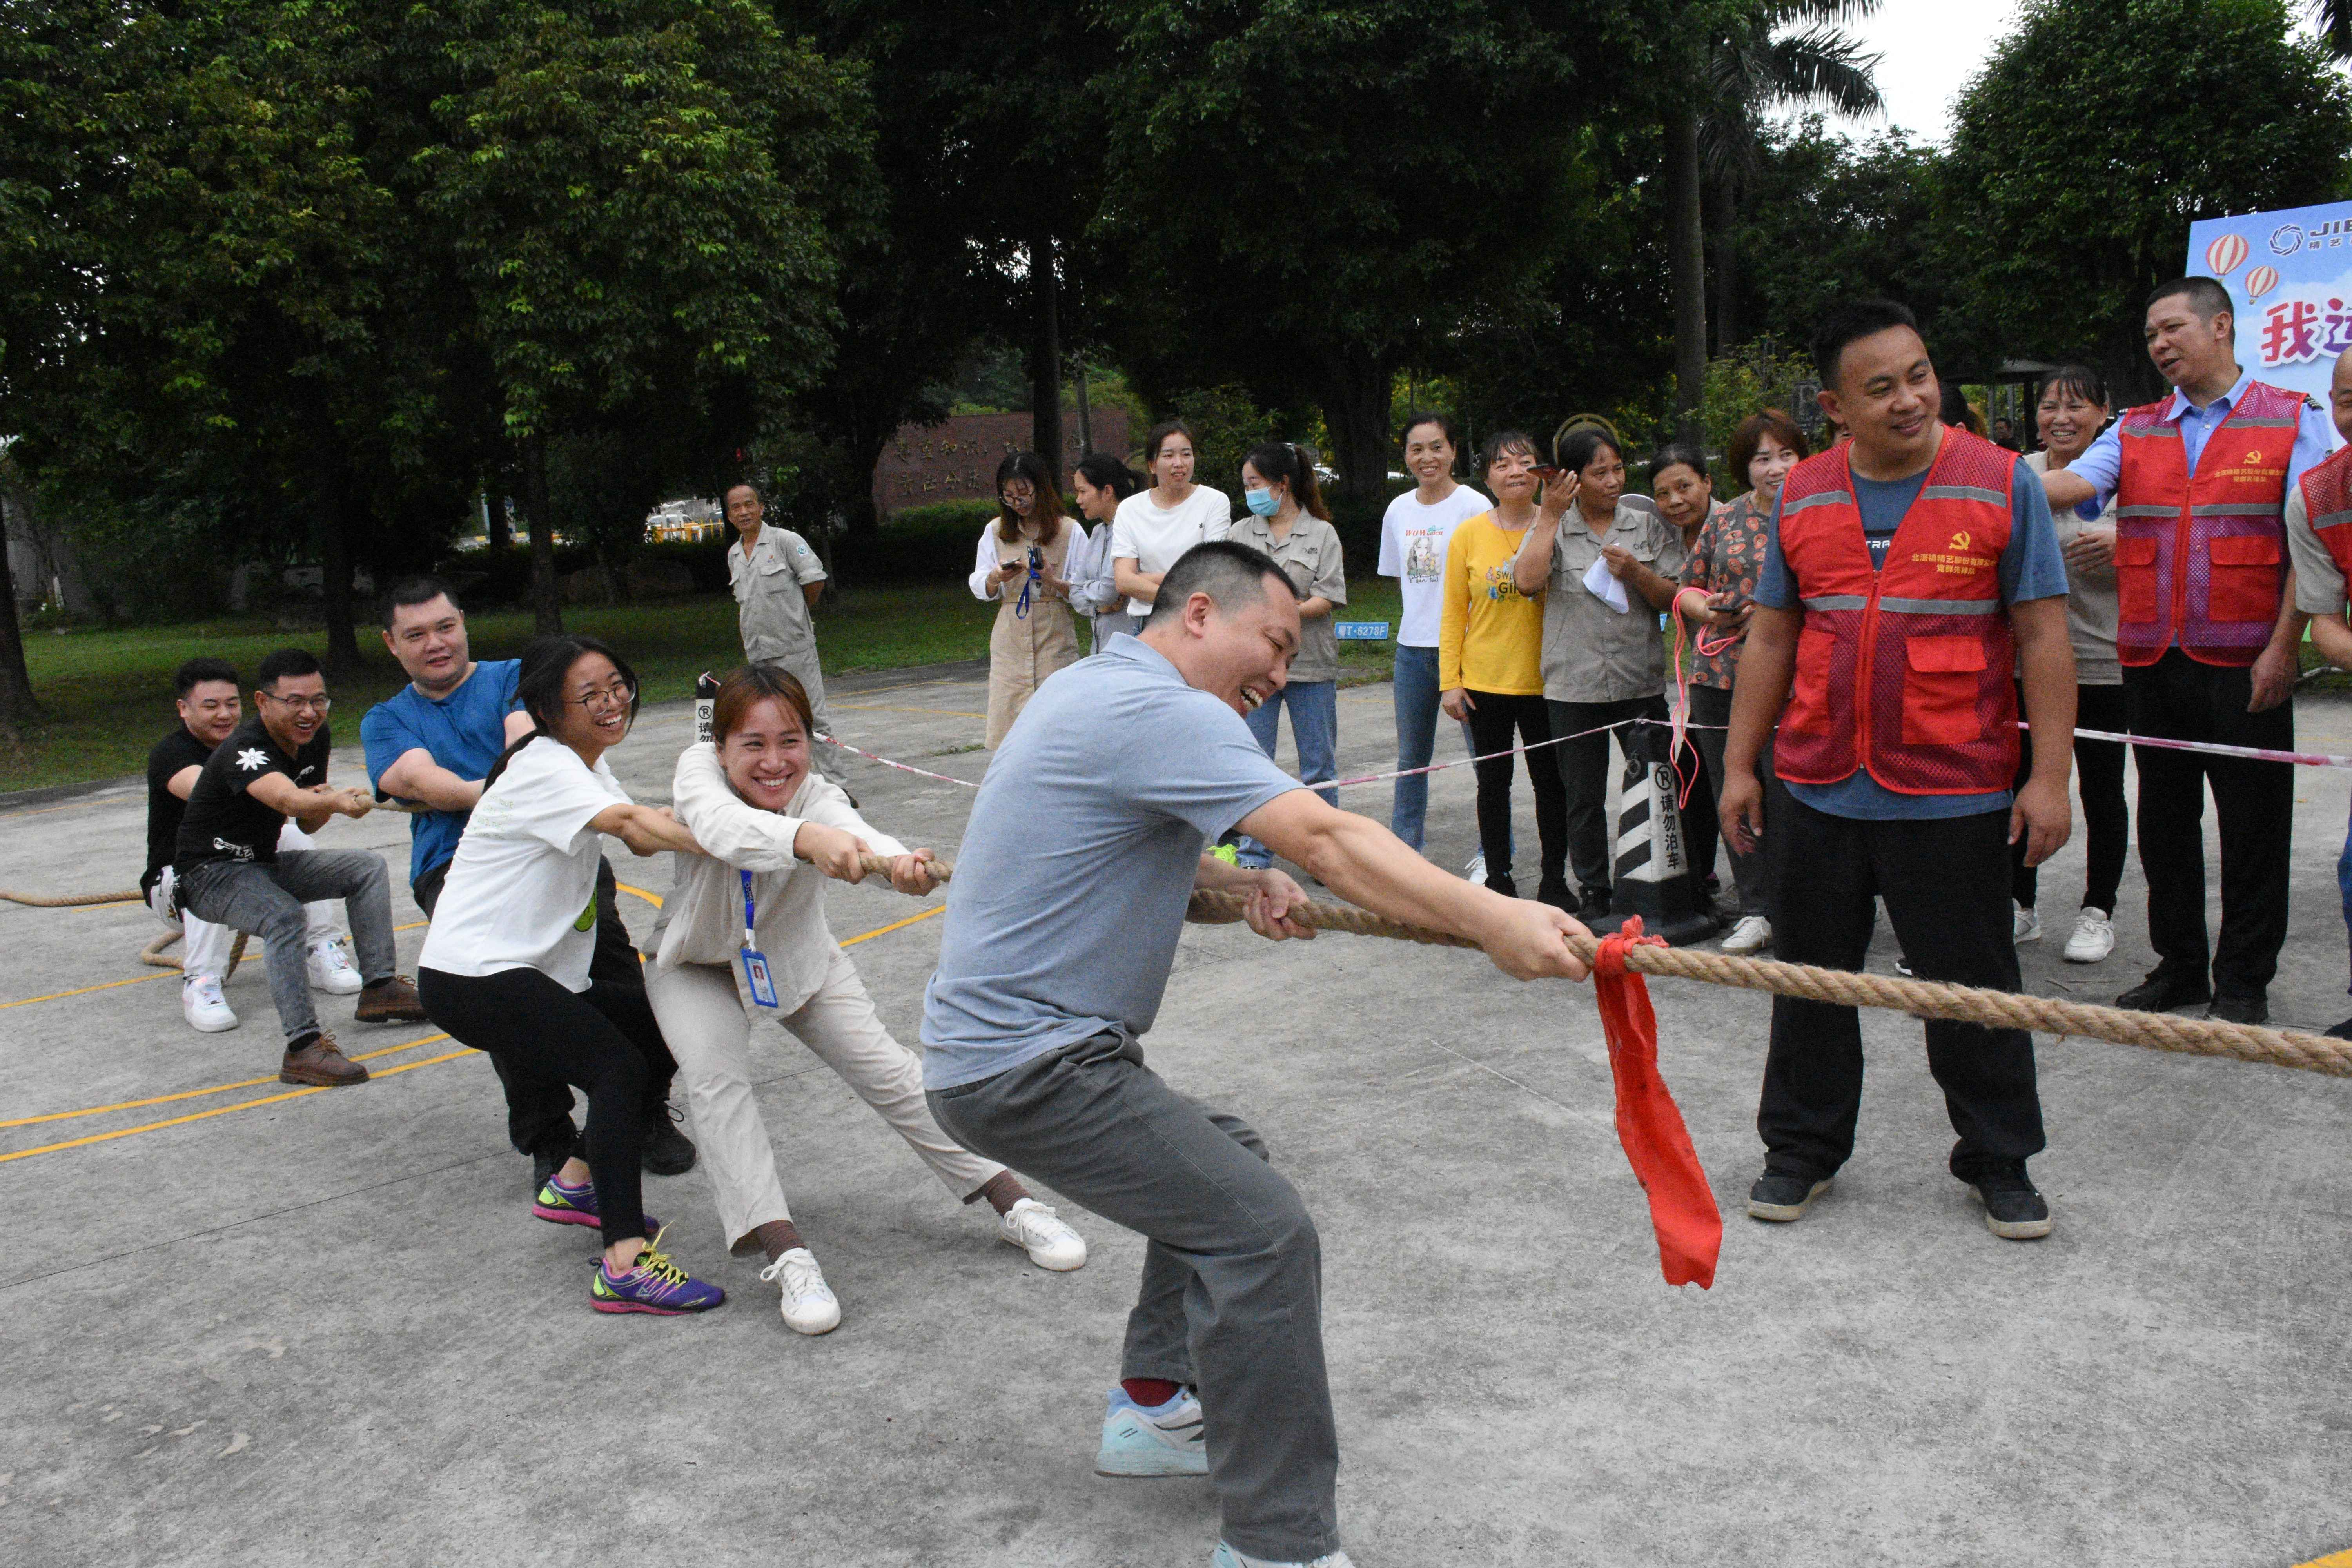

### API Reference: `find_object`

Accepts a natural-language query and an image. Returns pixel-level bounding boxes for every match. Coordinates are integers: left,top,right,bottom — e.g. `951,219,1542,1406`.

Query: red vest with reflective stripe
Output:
2296,441,2352,601
1775,429,2019,795
2112,379,2302,667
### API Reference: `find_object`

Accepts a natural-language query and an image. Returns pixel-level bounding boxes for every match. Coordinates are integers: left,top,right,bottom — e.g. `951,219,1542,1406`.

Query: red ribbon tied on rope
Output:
1593,918,1722,1289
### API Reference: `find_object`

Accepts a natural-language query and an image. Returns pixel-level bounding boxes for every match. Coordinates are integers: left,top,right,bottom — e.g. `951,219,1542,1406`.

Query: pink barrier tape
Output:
2063,726,2352,771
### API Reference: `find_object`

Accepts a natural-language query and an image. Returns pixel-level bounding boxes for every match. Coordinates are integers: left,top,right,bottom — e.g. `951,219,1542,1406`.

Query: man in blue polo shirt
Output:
362,577,695,1187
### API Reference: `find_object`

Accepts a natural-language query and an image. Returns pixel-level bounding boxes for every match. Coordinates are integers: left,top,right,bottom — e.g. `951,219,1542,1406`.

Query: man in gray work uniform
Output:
921,540,1591,1568
724,481,832,731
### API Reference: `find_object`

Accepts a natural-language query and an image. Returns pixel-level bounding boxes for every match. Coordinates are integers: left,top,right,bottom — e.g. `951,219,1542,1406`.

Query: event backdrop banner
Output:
2188,201,2352,407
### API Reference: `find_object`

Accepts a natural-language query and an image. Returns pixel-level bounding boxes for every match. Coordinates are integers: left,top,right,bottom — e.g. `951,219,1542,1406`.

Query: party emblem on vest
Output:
1948,530,1971,552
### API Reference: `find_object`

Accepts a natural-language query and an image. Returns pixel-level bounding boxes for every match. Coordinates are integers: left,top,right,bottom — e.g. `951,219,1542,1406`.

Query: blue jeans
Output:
1237,681,1338,868
1388,644,1482,852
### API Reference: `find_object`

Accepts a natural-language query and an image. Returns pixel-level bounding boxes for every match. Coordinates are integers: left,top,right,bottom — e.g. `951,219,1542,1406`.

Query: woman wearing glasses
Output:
644,665,1087,1335
418,635,725,1316
969,452,1083,747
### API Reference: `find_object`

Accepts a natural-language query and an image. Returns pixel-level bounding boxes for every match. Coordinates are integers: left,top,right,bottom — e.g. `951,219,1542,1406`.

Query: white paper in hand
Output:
1582,554,1631,614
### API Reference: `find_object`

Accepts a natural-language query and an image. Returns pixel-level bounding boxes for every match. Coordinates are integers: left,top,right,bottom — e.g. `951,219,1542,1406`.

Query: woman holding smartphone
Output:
645,666,1086,1334
1379,412,1492,854
418,635,723,1316
970,452,1082,746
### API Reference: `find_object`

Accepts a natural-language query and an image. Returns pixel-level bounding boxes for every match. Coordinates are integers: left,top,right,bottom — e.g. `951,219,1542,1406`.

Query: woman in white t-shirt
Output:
643,666,1087,1335
1377,412,1490,852
1109,419,1232,632
418,635,724,1317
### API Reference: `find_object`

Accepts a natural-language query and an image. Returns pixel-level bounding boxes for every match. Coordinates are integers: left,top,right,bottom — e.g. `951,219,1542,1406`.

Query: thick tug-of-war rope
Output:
855,855,2352,1081
1,887,142,907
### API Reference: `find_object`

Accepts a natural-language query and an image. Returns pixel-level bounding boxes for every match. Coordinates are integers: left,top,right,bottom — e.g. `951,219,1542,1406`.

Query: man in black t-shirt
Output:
145,657,357,1034
173,648,427,1086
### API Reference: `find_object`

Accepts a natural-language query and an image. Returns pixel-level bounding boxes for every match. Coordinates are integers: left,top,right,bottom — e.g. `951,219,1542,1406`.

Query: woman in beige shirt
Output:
970,452,1083,746
644,666,1088,1336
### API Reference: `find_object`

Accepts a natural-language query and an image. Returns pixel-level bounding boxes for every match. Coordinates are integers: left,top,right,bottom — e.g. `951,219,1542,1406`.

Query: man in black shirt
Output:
145,657,359,1034
174,648,427,1085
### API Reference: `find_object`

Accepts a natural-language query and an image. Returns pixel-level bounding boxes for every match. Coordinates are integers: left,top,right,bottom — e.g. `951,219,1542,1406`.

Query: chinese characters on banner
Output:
2188,201,2352,405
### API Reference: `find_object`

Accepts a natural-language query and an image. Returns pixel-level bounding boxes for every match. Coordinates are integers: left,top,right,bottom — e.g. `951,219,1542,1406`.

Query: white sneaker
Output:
759,1248,840,1335
181,974,238,1033
1722,915,1772,955
1210,1544,1357,1568
2064,907,2116,964
999,1197,1087,1271
1096,1385,1207,1477
1463,851,1487,885
306,936,364,995
2012,901,2041,944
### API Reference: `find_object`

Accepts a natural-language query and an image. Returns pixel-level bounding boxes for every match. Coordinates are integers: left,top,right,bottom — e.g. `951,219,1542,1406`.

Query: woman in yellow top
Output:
1438,430,1574,904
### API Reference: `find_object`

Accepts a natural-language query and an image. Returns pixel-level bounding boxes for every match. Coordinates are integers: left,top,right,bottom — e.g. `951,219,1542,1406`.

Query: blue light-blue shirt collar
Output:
2162,366,2252,423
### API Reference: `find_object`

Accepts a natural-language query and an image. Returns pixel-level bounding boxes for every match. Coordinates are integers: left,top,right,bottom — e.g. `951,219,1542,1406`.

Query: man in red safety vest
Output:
1720,299,2078,1241
2042,277,2338,1025
2284,345,2352,1039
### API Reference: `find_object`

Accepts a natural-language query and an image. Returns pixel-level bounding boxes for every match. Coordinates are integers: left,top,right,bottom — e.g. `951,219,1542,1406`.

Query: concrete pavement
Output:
4,662,2351,1566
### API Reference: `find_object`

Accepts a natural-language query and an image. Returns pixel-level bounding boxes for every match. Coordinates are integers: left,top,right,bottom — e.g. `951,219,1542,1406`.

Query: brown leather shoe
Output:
281,1033,369,1087
353,975,428,1024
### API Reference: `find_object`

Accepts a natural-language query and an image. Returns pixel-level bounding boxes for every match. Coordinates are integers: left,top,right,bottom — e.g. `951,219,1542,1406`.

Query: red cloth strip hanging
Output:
1592,919,1721,1289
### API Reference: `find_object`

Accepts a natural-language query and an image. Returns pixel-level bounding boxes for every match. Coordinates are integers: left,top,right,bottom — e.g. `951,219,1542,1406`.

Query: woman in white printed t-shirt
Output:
1108,419,1232,635
1378,410,1491,853
643,666,1088,1335
417,635,724,1317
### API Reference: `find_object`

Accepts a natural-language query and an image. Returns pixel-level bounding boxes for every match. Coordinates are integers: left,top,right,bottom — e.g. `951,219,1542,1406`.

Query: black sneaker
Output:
2326,1018,2352,1041
1968,1169,2053,1240
2206,993,2268,1025
1575,887,1611,924
2116,971,2212,1013
1485,872,1520,899
1746,1170,1833,1222
642,1105,698,1177
532,1147,567,1196
1536,876,1575,913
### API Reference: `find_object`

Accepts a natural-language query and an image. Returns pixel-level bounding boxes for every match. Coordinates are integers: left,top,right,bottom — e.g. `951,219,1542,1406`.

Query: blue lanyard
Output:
740,869,758,944
738,869,778,1008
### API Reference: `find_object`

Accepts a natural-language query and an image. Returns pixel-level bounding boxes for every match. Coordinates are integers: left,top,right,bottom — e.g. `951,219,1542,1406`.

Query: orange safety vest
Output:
2112,379,2302,667
1775,428,2019,795
2296,442,2352,603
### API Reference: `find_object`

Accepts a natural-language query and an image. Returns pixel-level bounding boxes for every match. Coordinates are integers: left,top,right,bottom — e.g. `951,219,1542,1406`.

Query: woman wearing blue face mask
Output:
1225,441,1347,870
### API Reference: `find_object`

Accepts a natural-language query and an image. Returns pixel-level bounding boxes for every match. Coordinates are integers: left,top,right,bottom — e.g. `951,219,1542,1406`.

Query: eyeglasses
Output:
566,681,635,712
261,692,332,714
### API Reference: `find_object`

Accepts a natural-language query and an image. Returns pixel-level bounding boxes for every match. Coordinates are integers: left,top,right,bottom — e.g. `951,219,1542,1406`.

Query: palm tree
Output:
2318,0,2352,56
1663,1,1883,439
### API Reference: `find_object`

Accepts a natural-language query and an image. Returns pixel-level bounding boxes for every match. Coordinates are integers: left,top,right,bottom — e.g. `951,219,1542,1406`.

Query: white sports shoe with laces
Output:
1210,1543,1357,1568
2064,907,2115,963
306,936,364,995
1722,915,1772,955
182,974,238,1033
999,1197,1087,1271
760,1247,840,1336
2012,901,2042,944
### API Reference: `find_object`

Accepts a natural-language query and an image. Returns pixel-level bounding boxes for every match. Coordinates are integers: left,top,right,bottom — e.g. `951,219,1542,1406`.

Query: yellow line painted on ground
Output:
0,918,431,1012
841,904,944,945
616,883,663,909
0,1032,454,1129
0,1047,482,1165
2295,1550,2352,1567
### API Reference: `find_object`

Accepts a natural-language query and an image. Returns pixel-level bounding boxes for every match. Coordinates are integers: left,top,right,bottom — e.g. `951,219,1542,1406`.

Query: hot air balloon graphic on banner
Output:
2245,265,2280,300
2207,232,2250,275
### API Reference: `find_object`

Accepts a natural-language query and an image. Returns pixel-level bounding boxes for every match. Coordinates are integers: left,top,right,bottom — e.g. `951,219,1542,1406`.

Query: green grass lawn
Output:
1,577,1410,795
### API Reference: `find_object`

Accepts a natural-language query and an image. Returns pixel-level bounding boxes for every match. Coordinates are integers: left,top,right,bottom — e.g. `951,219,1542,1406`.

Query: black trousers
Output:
1760,798,2046,1183
2122,650,2294,998
1463,692,1565,888
2011,682,2131,915
1546,695,1670,898
415,855,666,1164
419,962,676,1245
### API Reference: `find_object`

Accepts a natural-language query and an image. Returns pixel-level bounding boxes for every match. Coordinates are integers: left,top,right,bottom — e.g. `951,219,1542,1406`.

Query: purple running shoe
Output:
533,1175,657,1235
589,1229,725,1316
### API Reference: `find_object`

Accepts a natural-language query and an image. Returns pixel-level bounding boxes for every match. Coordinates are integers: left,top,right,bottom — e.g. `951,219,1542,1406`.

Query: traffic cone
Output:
1584,721,1719,945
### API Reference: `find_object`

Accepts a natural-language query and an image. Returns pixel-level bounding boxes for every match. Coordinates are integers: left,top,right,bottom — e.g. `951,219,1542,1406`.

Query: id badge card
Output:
741,947,779,1009
739,869,779,1008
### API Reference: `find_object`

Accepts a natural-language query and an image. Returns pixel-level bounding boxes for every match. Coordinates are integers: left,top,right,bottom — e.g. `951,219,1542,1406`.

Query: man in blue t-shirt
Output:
1720,299,2077,1244
362,577,694,1188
